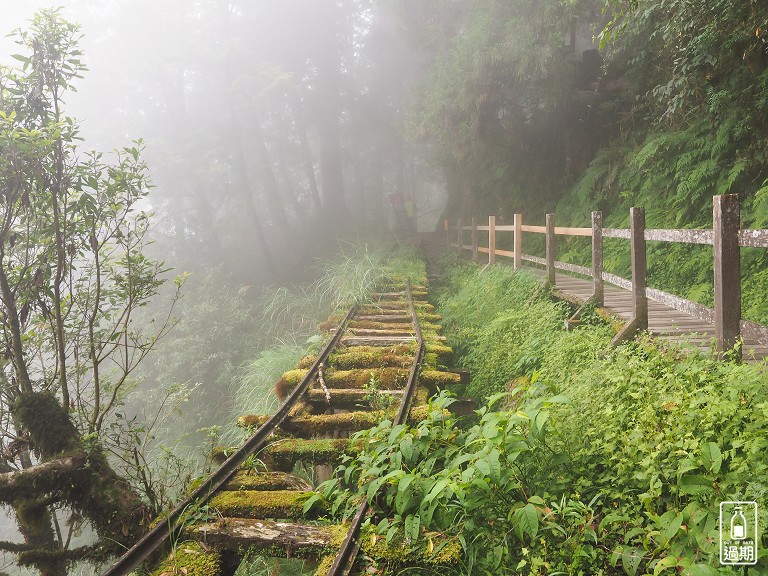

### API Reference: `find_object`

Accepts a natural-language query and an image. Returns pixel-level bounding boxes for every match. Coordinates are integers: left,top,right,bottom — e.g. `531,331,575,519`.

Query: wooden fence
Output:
446,194,768,354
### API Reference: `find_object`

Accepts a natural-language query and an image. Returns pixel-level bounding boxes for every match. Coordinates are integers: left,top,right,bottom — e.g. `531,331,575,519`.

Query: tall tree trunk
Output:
250,116,292,237
228,122,278,278
313,4,348,227
289,90,322,213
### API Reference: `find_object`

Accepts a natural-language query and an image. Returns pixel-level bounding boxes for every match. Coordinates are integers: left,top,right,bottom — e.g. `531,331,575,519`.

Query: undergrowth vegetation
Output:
316,257,768,575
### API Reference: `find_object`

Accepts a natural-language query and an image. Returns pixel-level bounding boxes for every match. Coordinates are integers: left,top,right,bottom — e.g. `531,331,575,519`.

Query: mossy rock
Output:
208,490,324,519
151,541,222,576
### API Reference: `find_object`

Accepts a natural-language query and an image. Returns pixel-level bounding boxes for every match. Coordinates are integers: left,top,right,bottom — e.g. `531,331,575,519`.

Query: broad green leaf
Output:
681,565,720,576
404,514,420,541
678,474,713,496
302,494,322,514
620,547,644,576
486,448,501,483
662,512,684,542
513,503,538,541
652,555,679,575
400,435,413,461
700,442,722,473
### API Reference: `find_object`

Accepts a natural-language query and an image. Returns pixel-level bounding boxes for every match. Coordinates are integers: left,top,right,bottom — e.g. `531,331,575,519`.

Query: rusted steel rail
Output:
325,281,425,576
102,305,359,576
104,279,428,576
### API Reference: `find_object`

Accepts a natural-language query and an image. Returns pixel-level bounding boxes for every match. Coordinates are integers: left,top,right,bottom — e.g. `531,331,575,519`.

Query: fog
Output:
2,1,445,282
0,3,448,573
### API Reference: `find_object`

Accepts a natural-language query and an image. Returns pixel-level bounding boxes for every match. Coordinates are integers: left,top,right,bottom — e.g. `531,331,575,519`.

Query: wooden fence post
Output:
444,219,449,250
457,219,462,255
513,213,522,269
545,213,555,284
631,207,648,331
713,194,741,355
471,217,478,262
488,215,496,265
592,211,604,305
611,206,647,346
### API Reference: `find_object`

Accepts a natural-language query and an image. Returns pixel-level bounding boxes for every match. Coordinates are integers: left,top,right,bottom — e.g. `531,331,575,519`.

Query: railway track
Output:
103,274,458,576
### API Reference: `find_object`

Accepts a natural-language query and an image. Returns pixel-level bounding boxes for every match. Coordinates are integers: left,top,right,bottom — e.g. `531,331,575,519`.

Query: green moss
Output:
261,438,361,471
313,554,337,576
283,411,385,436
366,301,436,312
281,369,308,385
408,404,451,424
349,320,412,331
425,342,452,359
13,392,80,456
422,352,439,369
297,355,318,369
223,471,312,492
325,367,409,389
329,346,415,370
151,541,221,576
209,446,237,465
208,490,324,519
419,370,460,389
360,525,461,565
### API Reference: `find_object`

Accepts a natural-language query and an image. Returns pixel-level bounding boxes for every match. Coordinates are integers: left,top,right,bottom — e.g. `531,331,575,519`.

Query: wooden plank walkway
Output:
529,268,768,363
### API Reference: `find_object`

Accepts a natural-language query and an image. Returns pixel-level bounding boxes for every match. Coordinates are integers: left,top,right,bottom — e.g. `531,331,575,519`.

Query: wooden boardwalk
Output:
529,268,768,363
419,232,768,363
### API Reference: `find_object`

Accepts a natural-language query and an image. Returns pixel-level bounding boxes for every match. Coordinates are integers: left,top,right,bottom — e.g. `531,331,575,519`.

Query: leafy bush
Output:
312,259,768,574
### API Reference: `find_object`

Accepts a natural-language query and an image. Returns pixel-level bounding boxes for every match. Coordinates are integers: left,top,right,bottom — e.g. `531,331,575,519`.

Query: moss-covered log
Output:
279,367,410,391
238,411,384,437
360,300,435,312
260,438,361,471
341,336,414,347
332,344,414,365
0,455,85,501
208,490,323,519
188,519,340,560
223,471,313,492
371,290,428,300
348,320,412,331
306,387,404,409
348,328,415,337
420,370,461,389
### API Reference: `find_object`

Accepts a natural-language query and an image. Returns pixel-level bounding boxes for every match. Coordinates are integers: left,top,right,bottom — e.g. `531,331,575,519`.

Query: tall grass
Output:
228,243,425,435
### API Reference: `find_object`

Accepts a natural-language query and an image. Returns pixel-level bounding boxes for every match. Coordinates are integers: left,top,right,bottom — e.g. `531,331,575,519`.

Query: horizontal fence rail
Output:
444,194,768,356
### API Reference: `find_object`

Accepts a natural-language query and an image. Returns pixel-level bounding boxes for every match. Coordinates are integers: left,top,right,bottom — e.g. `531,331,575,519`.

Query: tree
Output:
0,10,176,573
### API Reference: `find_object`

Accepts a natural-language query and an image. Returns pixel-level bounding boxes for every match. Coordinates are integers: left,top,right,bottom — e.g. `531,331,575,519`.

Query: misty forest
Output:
0,1,767,575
